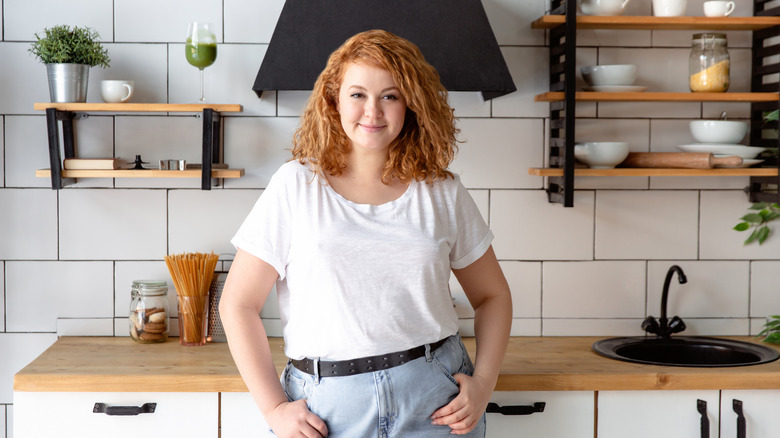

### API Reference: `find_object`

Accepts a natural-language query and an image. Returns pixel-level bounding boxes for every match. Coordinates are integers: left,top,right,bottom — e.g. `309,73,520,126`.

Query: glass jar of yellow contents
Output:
689,33,730,92
129,280,169,343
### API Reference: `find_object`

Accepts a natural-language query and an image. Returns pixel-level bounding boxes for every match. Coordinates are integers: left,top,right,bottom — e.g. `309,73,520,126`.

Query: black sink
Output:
593,336,780,367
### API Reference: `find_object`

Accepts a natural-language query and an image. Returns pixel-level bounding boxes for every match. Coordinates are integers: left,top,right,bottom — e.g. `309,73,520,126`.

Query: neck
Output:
343,148,389,182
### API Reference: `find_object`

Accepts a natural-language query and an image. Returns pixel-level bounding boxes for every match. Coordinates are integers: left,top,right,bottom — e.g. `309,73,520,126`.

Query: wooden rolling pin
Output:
621,152,743,169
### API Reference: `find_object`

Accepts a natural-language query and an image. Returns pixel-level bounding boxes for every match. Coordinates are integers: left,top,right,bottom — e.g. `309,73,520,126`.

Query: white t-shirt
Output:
231,160,493,360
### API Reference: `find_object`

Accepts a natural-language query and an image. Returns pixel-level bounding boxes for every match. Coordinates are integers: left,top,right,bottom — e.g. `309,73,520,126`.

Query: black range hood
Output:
252,0,516,101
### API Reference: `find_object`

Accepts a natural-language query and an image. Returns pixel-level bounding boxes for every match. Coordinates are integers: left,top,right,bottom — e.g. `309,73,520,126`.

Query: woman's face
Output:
337,62,407,154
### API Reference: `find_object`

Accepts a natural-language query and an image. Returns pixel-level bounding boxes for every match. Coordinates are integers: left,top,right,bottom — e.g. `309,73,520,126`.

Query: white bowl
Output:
579,0,629,16
574,142,630,168
581,65,637,86
689,120,748,144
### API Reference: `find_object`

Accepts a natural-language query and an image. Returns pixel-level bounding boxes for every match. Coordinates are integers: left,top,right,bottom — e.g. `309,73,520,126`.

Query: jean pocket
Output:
431,339,474,387
282,363,311,402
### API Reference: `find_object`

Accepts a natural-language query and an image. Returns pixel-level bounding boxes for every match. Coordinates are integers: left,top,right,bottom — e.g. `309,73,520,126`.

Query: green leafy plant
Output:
757,315,780,344
28,25,110,68
734,202,780,245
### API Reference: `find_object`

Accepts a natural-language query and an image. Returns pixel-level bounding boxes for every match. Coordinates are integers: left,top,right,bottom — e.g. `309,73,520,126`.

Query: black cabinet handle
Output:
93,402,156,416
697,399,709,438
733,399,746,438
486,402,545,416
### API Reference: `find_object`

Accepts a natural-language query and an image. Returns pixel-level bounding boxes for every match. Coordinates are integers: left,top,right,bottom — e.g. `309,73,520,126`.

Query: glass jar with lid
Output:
689,33,730,92
129,280,169,343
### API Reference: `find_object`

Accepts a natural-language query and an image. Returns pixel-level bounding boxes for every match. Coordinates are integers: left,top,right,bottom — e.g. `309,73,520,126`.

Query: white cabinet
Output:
721,390,780,438
13,391,218,438
487,391,595,437
598,390,719,438
221,391,596,438
221,392,272,438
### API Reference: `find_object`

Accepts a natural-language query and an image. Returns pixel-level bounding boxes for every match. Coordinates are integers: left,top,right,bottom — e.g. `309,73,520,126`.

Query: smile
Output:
359,123,386,133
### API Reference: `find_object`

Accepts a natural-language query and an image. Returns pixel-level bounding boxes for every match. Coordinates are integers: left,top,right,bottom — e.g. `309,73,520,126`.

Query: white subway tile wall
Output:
2,1,780,436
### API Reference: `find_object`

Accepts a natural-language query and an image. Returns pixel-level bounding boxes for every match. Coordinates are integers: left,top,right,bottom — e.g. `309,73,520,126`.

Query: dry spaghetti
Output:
164,252,218,345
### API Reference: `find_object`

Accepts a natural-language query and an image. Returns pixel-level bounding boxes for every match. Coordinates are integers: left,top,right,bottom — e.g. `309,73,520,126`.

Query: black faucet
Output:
642,265,688,338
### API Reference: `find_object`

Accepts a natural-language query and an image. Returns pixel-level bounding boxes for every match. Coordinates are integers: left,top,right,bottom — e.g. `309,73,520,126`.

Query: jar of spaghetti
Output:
129,280,169,343
689,33,730,92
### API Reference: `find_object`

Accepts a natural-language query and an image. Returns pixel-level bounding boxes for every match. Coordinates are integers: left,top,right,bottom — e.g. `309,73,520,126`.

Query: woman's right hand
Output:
268,399,328,437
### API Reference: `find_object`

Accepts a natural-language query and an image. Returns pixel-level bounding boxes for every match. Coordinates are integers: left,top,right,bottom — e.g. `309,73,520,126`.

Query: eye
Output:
382,94,399,101
350,92,365,99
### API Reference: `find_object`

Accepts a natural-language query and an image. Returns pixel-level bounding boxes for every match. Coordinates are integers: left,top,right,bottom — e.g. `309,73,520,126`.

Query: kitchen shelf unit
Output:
532,1,780,207
34,102,244,190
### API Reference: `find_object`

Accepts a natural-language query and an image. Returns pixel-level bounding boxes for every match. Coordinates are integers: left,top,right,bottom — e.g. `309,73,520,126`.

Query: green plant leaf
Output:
733,222,750,232
764,110,779,123
757,226,771,244
741,213,764,224
750,202,769,210
763,332,780,344
745,228,760,245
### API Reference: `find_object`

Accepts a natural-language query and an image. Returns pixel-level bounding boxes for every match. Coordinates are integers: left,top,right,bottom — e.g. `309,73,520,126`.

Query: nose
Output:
363,97,383,118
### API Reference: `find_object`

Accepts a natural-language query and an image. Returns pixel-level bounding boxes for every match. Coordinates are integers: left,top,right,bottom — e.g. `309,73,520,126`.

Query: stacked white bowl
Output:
574,142,630,169
677,120,766,167
580,65,645,92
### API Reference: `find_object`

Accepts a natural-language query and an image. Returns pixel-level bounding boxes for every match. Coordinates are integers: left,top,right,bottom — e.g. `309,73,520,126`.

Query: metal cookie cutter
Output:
159,159,186,170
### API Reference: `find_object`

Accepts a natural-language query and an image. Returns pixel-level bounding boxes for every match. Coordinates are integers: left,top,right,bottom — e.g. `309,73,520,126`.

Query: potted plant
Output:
28,25,110,103
757,316,780,344
734,202,780,245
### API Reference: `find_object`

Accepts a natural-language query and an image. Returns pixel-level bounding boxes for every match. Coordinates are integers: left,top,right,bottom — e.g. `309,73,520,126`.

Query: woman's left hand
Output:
430,372,492,435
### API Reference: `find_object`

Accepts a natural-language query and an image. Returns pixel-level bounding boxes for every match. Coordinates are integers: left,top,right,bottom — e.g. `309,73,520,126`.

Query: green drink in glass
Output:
186,22,217,102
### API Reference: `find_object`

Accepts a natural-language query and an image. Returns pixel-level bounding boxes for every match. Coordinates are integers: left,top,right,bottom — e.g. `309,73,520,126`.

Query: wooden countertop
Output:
13,336,780,393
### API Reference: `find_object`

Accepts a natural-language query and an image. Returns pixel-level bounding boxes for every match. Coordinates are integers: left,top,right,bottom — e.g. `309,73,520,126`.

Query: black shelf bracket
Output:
201,108,224,190
45,108,77,189
749,0,780,203
546,0,577,207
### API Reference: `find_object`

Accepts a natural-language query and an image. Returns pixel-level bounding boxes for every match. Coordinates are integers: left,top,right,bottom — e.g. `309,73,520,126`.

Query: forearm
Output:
221,303,288,417
471,291,512,388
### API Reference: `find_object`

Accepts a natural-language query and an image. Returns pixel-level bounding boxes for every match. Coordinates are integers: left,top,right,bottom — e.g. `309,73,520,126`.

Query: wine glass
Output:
185,22,217,102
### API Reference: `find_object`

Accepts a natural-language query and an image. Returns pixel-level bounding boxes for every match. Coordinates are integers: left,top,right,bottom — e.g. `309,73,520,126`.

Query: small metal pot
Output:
46,63,90,103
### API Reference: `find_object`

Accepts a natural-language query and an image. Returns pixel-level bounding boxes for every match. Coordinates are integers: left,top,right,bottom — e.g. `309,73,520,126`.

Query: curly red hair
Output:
291,29,458,183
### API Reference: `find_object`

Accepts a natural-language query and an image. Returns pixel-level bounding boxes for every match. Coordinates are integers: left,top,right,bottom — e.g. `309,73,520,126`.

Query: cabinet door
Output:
598,390,719,438
487,391,594,438
222,391,595,438
13,391,218,438
721,390,780,438
221,392,273,438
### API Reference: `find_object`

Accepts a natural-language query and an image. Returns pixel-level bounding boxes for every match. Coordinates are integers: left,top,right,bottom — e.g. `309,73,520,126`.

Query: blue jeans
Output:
280,334,486,437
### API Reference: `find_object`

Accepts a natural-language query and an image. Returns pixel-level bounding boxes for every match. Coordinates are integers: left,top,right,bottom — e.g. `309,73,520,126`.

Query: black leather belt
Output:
291,337,449,377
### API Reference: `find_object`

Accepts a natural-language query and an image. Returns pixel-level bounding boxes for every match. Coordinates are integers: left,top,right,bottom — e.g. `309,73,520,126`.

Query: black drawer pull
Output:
93,402,156,416
486,402,545,416
733,399,746,438
697,399,709,438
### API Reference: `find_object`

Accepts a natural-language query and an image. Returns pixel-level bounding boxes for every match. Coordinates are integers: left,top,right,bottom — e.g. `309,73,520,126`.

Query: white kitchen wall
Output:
2,1,780,437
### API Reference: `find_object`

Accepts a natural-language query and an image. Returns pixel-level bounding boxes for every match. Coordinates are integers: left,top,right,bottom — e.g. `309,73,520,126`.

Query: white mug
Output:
101,80,135,103
652,0,687,16
579,0,632,16
703,0,735,16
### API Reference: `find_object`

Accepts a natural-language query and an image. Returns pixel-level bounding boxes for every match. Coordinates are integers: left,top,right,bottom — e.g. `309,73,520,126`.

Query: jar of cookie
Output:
129,280,169,343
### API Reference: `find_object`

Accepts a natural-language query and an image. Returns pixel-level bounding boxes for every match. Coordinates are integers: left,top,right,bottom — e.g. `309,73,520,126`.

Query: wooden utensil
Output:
621,152,743,169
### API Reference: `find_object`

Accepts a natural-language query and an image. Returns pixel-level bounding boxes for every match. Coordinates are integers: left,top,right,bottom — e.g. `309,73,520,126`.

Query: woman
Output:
220,29,512,437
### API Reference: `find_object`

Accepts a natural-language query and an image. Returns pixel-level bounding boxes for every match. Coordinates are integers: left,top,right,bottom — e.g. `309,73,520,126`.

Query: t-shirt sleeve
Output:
450,178,494,270
230,165,293,280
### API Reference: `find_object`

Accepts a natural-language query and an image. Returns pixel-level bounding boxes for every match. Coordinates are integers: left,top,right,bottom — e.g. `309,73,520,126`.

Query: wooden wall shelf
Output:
33,103,243,113
35,168,245,179
529,167,779,177
535,92,780,102
531,15,780,30
35,102,243,190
